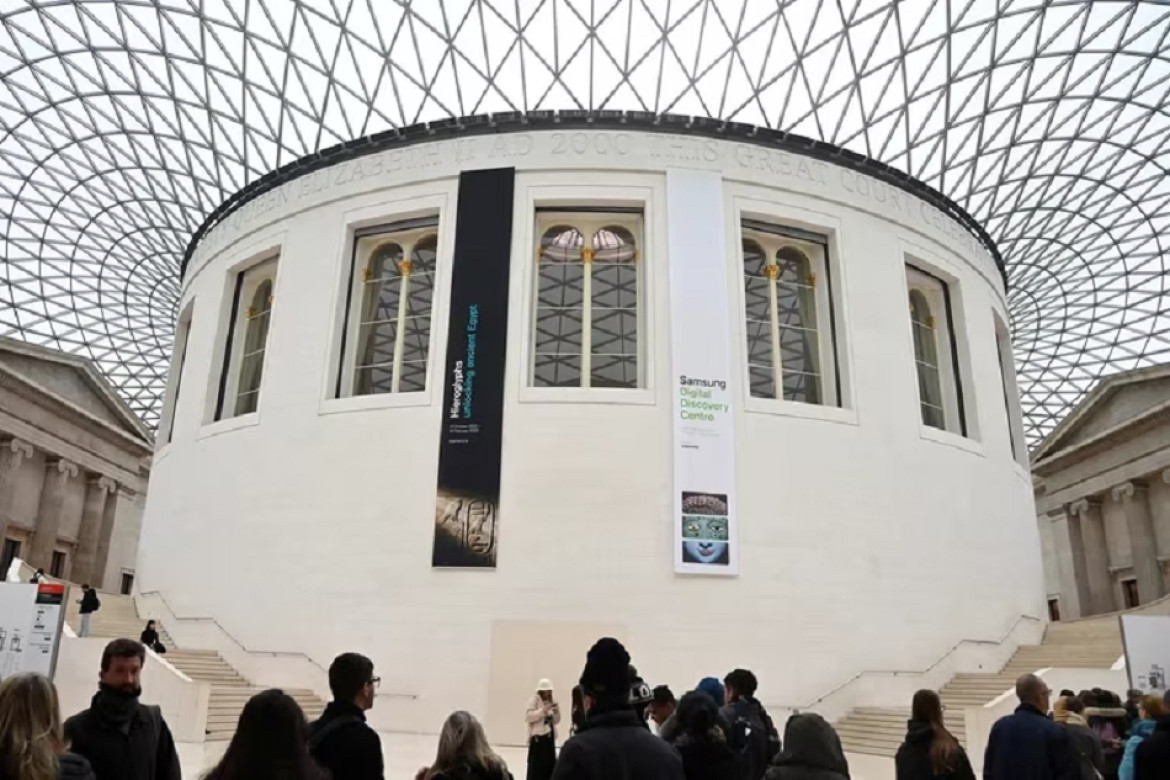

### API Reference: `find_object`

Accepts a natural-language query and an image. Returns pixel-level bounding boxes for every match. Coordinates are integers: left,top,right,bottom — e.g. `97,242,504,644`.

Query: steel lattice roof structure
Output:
1,0,1168,445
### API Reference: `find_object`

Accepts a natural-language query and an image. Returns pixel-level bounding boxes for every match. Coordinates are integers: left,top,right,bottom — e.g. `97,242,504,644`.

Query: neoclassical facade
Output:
1034,365,1170,619
0,337,152,591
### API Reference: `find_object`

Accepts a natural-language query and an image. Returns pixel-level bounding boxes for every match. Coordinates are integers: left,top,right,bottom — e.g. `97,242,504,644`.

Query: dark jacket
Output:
427,763,513,780
983,704,1079,780
675,734,742,780
308,701,384,780
721,697,781,780
896,720,975,780
661,710,734,745
1133,715,1170,780
550,707,685,780
765,713,849,780
79,589,101,615
63,693,181,780
1059,719,1104,780
58,753,97,780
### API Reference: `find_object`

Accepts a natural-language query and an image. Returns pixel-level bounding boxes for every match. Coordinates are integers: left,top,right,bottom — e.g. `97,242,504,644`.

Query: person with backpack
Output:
63,639,181,780
308,652,384,780
1121,695,1167,780
895,689,975,780
674,691,740,780
78,585,100,637
721,669,781,780
1056,696,1105,780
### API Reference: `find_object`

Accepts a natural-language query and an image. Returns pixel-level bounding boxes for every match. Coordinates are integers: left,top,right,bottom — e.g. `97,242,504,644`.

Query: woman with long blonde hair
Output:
0,673,95,780
415,711,513,780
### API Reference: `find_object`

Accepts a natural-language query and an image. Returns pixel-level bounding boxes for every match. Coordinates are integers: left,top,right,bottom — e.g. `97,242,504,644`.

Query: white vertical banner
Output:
667,168,738,576
1121,614,1170,694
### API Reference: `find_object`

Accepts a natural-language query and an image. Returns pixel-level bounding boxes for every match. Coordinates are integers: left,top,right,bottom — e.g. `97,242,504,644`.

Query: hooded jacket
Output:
549,705,685,780
895,720,975,780
1133,715,1170,780
674,733,742,780
765,713,850,780
1120,719,1157,780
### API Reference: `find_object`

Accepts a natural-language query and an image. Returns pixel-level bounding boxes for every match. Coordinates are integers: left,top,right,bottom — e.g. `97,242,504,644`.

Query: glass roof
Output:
1,0,1167,445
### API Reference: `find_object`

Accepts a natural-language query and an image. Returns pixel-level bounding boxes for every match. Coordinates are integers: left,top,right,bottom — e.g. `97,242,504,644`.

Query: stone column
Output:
1113,481,1166,603
74,476,116,587
89,484,121,590
0,438,34,545
28,458,78,570
1050,507,1090,619
1070,497,1113,614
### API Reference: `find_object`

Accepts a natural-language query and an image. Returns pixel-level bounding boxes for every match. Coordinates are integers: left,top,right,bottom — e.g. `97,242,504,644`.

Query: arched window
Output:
909,288,944,429
741,223,836,405
234,278,273,416
532,213,642,388
342,216,439,397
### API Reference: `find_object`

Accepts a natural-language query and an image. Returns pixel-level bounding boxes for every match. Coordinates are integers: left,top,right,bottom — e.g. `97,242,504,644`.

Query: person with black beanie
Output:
550,638,684,780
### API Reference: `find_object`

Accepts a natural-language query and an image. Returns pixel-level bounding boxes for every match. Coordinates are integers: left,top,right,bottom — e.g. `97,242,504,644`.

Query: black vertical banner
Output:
432,168,516,568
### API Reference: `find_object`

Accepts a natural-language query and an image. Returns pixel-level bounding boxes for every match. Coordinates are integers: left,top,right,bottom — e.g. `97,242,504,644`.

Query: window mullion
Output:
765,262,783,399
391,243,414,394
582,244,593,389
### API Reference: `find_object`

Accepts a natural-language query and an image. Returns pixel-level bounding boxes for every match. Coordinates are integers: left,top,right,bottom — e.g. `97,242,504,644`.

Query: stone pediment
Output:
0,337,150,444
1033,365,1170,462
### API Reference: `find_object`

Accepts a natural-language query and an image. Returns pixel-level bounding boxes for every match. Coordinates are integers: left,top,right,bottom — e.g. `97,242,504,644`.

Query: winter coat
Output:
983,703,1080,780
79,589,100,615
765,712,850,780
660,709,733,745
1120,719,1157,780
63,693,181,780
721,696,781,780
895,720,975,780
675,733,742,780
549,707,685,780
1085,707,1128,779
526,694,562,740
58,753,97,780
1058,716,1104,780
424,762,514,780
1133,715,1170,780
308,701,384,780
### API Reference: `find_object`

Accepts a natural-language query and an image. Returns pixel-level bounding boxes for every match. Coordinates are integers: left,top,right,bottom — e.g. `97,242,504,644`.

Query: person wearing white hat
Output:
525,678,560,780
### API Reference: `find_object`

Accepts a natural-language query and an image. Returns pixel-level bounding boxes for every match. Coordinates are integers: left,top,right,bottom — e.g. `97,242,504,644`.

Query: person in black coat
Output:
765,713,850,780
983,674,1079,780
203,689,328,780
722,669,781,780
139,621,166,654
674,691,741,780
550,637,684,780
1134,714,1170,780
309,652,385,780
895,690,975,780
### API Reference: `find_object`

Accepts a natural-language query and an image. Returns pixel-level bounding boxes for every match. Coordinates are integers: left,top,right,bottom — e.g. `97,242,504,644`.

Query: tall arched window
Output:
215,256,278,421
532,212,642,388
741,221,837,405
340,216,439,397
235,278,272,416
906,264,966,435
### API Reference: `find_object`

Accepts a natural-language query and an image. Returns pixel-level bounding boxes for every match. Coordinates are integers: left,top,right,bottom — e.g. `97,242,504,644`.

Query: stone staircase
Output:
64,590,325,740
835,617,1123,757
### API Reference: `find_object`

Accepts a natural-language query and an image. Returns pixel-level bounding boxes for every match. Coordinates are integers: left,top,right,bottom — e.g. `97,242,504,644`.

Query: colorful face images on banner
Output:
681,491,730,566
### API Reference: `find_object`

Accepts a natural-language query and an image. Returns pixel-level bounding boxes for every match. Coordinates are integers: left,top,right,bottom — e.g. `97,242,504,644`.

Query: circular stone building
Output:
138,116,1042,742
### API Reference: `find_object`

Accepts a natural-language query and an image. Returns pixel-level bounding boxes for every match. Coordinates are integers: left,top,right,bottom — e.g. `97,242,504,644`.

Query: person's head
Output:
427,711,504,778
1140,694,1168,720
81,584,90,592
647,685,676,725
1060,689,1076,698
328,653,378,711
676,691,723,742
0,673,64,780
628,667,652,722
696,677,726,706
911,689,958,773
204,689,325,780
780,713,849,774
1052,696,1071,723
35,568,44,575
724,669,758,702
536,679,553,703
1016,674,1050,713
99,638,145,695
1128,689,1144,705
145,620,156,631
578,638,631,714
1066,696,1085,715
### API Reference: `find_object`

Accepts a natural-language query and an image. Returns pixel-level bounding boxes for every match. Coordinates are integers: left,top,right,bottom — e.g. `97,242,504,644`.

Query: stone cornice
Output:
1031,400,1170,476
0,365,151,456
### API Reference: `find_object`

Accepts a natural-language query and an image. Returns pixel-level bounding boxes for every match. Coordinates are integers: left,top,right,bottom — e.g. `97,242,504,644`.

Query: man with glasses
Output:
309,652,384,780
984,673,1079,780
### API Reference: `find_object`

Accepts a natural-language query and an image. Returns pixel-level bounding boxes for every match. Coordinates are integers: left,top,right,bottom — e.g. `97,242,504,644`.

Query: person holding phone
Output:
526,679,560,780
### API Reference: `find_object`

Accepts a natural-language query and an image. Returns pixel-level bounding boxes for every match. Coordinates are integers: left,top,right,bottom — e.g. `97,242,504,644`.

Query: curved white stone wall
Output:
139,129,1041,741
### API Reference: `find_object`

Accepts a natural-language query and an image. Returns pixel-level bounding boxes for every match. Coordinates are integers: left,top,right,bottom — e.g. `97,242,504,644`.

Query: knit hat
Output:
579,638,631,697
697,677,726,705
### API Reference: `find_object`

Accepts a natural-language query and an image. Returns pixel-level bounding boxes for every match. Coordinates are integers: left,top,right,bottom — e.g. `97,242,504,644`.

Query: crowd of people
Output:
0,633,1168,780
